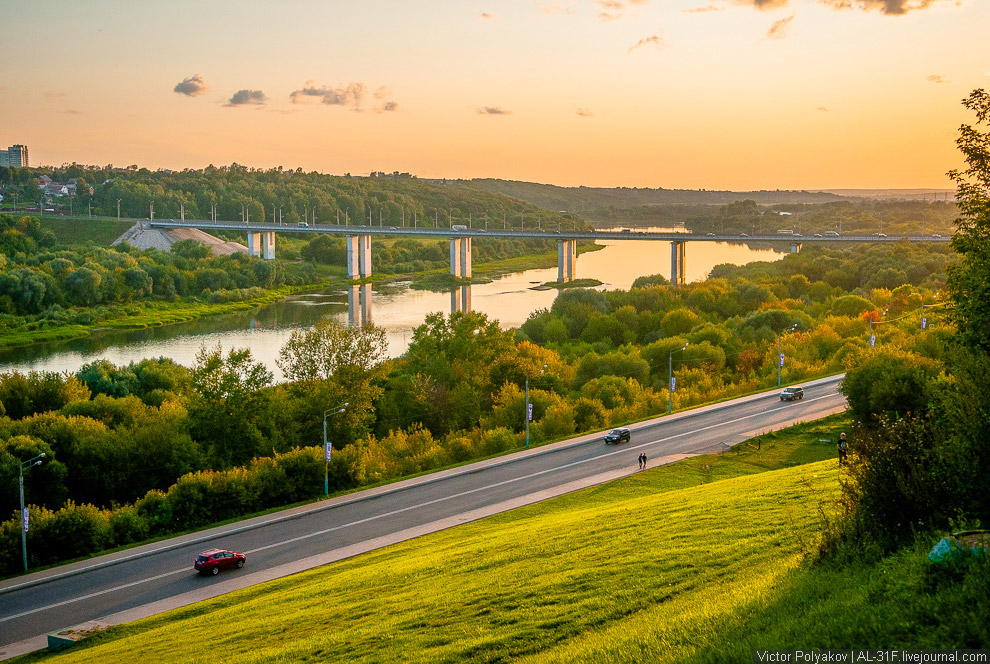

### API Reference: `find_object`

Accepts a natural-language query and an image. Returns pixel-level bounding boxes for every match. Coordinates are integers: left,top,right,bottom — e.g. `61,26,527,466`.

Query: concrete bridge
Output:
145,219,950,285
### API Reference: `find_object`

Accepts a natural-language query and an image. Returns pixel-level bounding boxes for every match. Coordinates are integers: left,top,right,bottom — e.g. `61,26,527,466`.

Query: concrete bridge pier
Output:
790,242,802,254
345,236,360,279
670,240,686,286
450,237,472,277
557,239,577,282
450,238,461,276
358,235,372,277
262,232,275,260
346,235,373,279
461,237,472,278
247,232,262,258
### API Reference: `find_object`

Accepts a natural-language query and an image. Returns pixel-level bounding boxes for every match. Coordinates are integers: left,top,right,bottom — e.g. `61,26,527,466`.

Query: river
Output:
0,233,786,380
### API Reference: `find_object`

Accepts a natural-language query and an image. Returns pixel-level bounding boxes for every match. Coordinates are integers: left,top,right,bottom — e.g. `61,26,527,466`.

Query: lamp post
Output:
668,343,688,414
777,324,798,386
868,308,888,348
322,403,348,496
19,452,45,572
525,365,547,447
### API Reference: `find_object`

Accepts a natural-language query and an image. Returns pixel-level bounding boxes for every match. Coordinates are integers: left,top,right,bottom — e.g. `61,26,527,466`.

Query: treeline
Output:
1,164,587,232
467,178,845,211
582,199,957,238
0,237,958,573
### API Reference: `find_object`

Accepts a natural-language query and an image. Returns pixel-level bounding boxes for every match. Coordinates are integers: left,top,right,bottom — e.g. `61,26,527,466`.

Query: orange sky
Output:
1,0,985,190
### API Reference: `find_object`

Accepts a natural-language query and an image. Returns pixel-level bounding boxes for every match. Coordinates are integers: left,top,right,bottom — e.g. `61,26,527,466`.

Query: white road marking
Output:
2,391,841,623
0,568,188,623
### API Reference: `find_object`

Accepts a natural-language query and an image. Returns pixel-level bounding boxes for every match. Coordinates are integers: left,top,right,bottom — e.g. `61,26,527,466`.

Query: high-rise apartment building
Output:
6,145,29,168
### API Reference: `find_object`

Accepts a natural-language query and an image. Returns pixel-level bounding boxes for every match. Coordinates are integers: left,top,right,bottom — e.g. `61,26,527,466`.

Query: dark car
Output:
604,428,631,444
779,387,805,402
195,549,246,575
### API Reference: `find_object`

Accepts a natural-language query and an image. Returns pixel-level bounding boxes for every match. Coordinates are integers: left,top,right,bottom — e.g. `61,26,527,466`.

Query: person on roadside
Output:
837,432,848,466
641,453,648,470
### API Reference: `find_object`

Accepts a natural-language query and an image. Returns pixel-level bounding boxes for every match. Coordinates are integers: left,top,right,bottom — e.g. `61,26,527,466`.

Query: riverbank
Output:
0,243,606,352
0,284,328,351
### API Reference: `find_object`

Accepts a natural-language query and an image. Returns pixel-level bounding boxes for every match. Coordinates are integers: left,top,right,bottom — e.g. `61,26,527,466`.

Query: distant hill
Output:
463,179,852,212
819,188,956,201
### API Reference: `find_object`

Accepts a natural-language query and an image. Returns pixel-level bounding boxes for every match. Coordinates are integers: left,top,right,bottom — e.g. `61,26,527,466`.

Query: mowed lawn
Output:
26,421,847,664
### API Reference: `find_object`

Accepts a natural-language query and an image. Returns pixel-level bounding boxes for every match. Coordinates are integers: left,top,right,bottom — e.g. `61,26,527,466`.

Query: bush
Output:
840,348,941,423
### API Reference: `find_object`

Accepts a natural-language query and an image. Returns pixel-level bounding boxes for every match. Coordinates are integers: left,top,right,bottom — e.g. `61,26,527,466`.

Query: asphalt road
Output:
0,376,845,652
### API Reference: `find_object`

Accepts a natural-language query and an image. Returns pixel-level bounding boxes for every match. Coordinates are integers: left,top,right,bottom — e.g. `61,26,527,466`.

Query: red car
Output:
195,549,246,575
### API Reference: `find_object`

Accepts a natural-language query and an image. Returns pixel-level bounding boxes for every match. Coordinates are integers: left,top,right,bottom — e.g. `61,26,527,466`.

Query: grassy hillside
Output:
20,415,987,663
39,218,134,245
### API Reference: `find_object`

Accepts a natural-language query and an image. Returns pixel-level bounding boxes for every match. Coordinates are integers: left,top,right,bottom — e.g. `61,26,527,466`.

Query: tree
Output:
947,89,990,350
77,360,139,398
839,348,941,424
277,321,388,447
189,344,274,466
277,320,388,383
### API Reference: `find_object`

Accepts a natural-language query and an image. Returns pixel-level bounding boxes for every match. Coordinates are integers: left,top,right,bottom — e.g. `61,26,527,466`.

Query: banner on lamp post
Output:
527,403,533,421
870,335,876,347
22,508,29,533
669,376,676,393
921,317,928,330
779,353,785,368
325,442,332,462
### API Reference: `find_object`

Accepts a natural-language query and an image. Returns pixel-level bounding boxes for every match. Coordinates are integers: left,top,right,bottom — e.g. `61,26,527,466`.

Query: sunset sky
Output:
2,0,986,190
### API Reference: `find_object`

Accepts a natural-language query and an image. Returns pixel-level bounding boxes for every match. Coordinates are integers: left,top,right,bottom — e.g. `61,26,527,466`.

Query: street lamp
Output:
668,343,688,414
868,308,888,348
322,403,348,496
777,324,799,386
525,365,547,448
19,452,45,572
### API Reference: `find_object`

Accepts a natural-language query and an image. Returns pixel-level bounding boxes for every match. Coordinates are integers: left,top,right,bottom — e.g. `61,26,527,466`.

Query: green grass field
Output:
38,218,135,246
17,414,988,662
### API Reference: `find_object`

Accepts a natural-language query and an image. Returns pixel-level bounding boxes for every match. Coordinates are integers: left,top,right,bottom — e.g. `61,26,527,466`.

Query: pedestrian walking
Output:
641,453,648,469
837,432,848,466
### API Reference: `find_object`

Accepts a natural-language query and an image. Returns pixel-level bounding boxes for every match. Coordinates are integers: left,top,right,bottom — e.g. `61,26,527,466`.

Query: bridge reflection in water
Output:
346,284,472,328
347,283,373,327
450,285,472,314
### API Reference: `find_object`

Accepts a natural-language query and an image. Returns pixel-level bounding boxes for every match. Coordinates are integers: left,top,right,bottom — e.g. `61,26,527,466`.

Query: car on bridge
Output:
195,549,246,575
604,428,631,444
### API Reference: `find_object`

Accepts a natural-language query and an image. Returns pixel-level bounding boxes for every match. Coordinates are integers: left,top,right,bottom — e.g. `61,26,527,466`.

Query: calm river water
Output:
0,233,786,380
